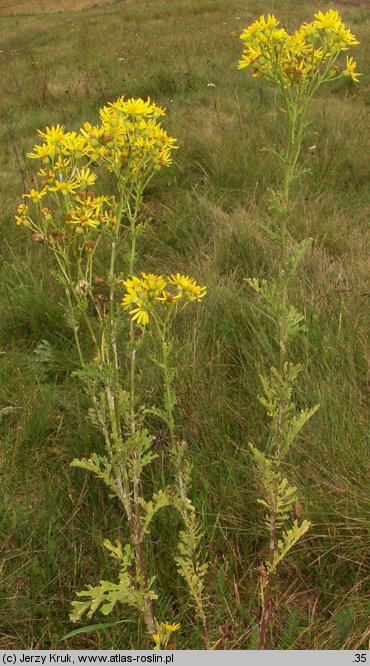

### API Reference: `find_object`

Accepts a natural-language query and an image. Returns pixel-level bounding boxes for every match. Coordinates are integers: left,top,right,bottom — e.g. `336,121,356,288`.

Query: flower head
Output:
49,179,79,195
140,272,167,296
19,96,177,243
27,142,56,161
89,97,177,178
313,9,342,30
312,10,359,45
122,273,206,326
163,622,181,633
75,167,97,190
344,56,362,82
122,273,164,326
238,10,360,88
152,621,180,650
107,96,165,118
167,273,207,301
54,157,71,172
37,124,65,143
61,131,88,157
23,188,47,203
15,203,31,226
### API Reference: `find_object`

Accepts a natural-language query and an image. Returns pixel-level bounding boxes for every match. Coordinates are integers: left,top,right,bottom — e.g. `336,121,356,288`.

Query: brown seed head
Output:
32,233,45,243
93,276,105,285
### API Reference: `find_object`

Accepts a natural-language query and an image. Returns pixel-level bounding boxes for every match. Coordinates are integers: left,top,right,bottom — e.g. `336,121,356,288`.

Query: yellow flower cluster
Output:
80,96,176,178
16,159,115,237
27,124,89,161
122,272,207,326
16,97,177,237
238,11,361,86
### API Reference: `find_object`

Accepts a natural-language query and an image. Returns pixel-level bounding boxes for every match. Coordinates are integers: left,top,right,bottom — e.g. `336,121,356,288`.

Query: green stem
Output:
130,329,136,439
65,285,84,367
154,313,210,648
125,184,156,638
260,90,308,650
81,306,100,354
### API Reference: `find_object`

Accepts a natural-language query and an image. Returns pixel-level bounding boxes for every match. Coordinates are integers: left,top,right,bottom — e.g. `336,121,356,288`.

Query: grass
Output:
0,0,369,650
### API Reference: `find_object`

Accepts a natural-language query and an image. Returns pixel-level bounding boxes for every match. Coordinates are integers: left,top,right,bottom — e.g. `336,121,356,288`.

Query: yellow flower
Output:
311,10,359,47
75,167,97,189
109,96,165,117
80,121,105,140
54,157,71,172
271,28,288,43
68,206,100,229
61,131,88,156
344,56,362,82
27,142,56,160
135,136,156,152
99,106,126,132
122,276,142,291
91,194,111,208
313,9,342,31
239,11,360,87
152,621,180,650
240,14,280,41
167,274,207,301
23,188,47,202
237,44,261,70
99,210,116,228
122,274,166,326
336,24,360,47
123,272,206,325
87,100,178,176
49,179,78,195
74,194,111,214
15,214,31,227
15,203,31,226
122,292,136,309
67,193,111,229
163,622,181,633
238,15,292,79
37,124,65,143
130,306,150,326
122,276,144,308
38,167,54,180
155,290,182,304
17,203,28,214
157,146,174,167
149,123,177,147
140,272,166,296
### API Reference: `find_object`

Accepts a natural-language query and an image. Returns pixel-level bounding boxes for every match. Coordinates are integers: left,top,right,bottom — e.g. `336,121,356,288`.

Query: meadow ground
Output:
0,0,369,650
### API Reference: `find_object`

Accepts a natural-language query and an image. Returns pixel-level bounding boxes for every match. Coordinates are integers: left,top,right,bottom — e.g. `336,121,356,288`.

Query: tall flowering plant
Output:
238,11,361,649
16,97,208,648
123,272,210,647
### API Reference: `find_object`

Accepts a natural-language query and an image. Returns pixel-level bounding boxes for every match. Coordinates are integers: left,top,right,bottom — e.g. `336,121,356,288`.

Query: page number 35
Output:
353,655,367,663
